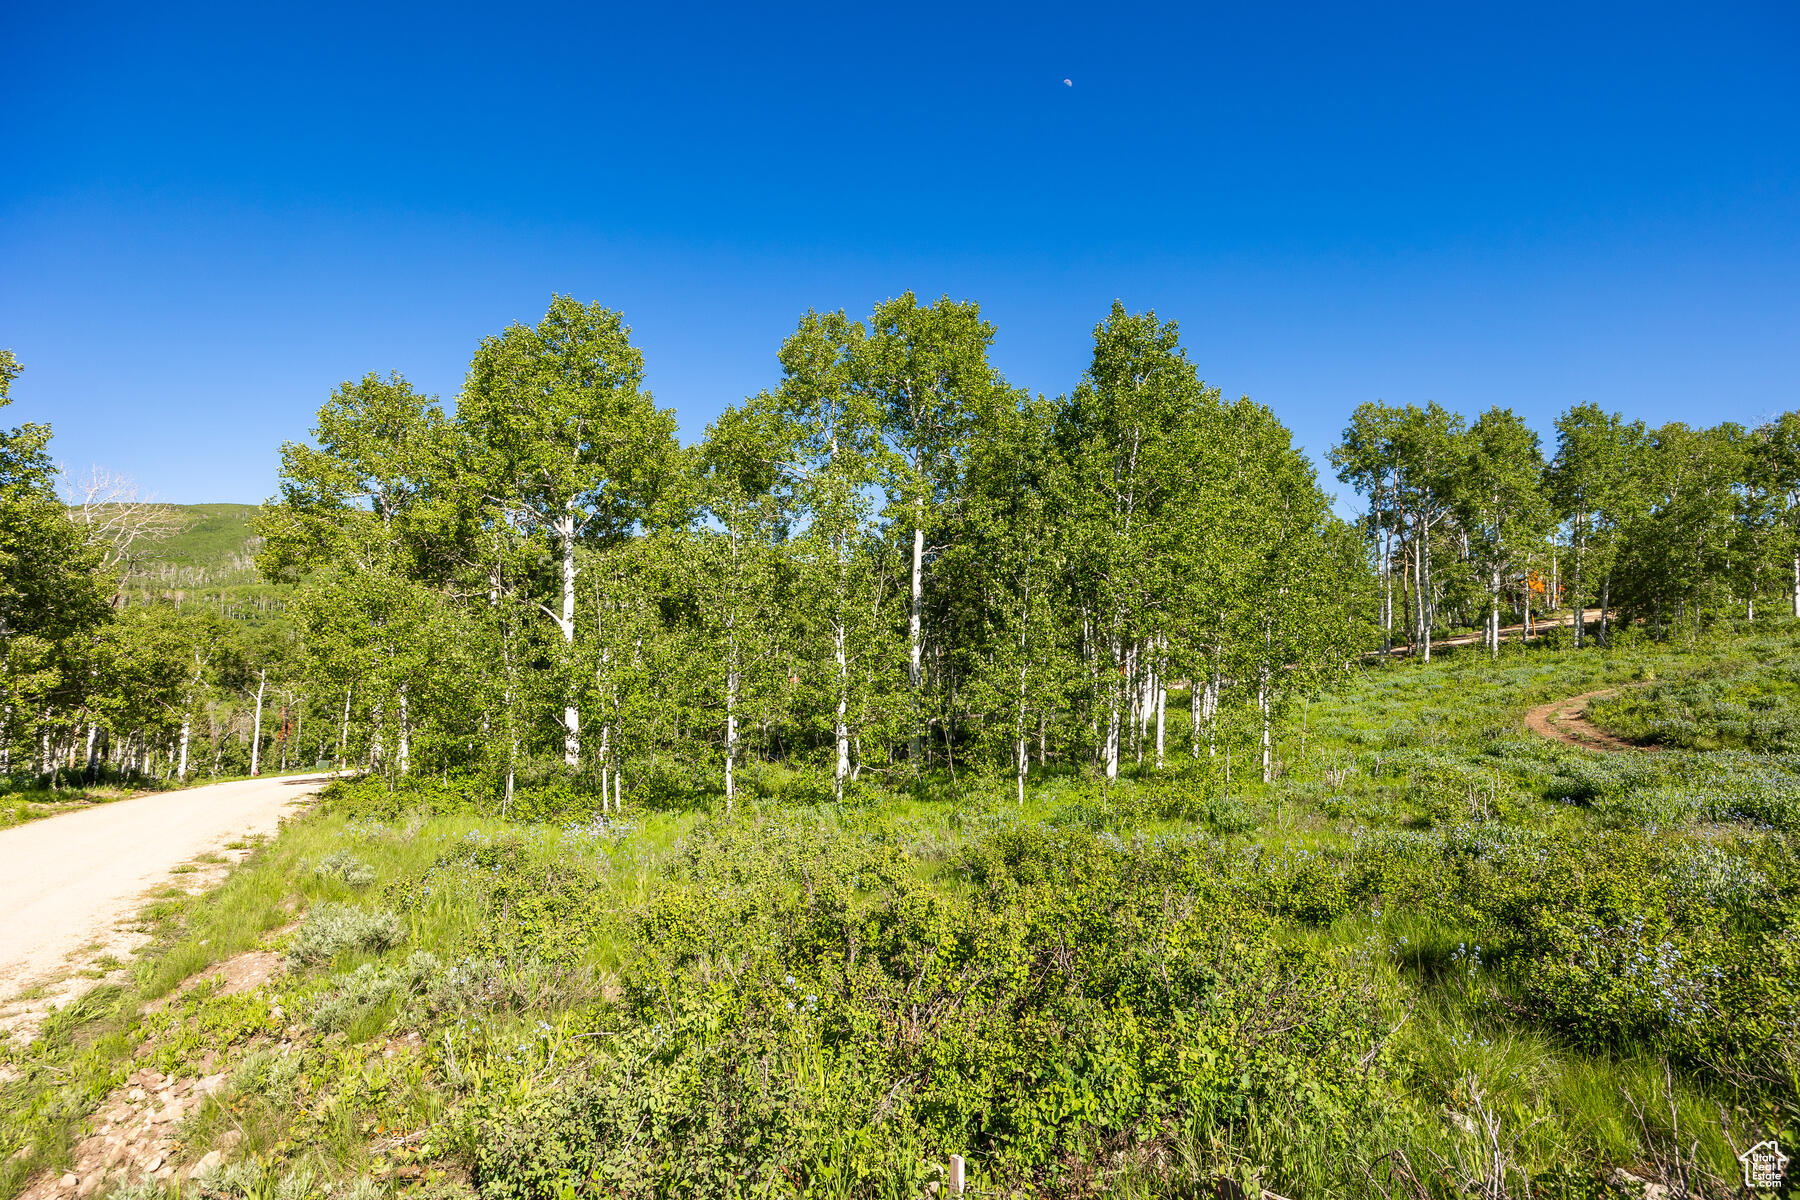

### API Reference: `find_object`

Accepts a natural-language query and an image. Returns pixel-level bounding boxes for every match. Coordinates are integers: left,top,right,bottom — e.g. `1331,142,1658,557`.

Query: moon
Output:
1063,78,1072,86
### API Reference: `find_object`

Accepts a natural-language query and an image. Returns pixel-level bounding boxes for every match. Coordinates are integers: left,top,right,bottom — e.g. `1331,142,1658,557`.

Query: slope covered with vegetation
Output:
3,622,1794,1199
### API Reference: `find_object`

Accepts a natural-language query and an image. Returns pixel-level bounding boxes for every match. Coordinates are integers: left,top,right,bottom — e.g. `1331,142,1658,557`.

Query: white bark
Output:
250,668,267,777
1154,671,1166,769
557,507,580,767
725,637,739,811
1015,591,1030,804
397,685,411,775
1189,682,1201,759
909,514,924,762
1104,636,1121,780
1258,674,1272,784
834,618,849,799
1205,674,1219,757
177,712,191,781
1490,568,1501,660
339,685,352,765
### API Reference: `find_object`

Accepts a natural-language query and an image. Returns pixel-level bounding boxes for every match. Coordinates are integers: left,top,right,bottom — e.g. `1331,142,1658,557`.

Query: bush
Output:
313,849,376,888
287,902,406,966
310,950,440,1032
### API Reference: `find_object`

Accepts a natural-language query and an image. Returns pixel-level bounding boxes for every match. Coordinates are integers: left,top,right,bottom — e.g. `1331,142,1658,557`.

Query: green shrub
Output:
310,951,440,1032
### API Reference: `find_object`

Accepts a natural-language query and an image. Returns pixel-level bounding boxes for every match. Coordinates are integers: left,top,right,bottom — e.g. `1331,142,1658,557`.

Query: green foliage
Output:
1590,663,1800,752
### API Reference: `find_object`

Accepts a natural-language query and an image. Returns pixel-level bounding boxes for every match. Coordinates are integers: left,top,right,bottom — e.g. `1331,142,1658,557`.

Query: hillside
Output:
119,502,288,621
152,503,261,570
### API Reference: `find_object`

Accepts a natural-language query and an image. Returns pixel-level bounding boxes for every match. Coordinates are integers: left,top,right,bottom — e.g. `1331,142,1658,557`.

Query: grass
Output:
1,614,1795,1199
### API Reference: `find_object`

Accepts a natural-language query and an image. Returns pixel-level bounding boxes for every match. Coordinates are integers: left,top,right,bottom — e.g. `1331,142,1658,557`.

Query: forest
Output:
8,296,1799,814
2,303,1798,1199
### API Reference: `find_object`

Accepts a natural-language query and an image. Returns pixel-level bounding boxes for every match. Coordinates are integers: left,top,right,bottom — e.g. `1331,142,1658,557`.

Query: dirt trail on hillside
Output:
1523,688,1654,753
0,774,325,1021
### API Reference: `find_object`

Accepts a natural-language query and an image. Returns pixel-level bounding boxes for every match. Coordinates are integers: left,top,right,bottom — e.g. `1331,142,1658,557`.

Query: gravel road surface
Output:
0,774,325,1001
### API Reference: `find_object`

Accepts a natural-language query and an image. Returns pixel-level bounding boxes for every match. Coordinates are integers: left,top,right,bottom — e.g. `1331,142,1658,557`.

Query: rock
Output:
217,1130,243,1149
145,1156,162,1172
196,1074,226,1095
185,1150,223,1179
127,1089,144,1102
59,1174,77,1188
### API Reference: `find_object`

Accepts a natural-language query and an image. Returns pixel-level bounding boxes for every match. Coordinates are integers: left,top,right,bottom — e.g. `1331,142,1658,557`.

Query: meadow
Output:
2,619,1795,1200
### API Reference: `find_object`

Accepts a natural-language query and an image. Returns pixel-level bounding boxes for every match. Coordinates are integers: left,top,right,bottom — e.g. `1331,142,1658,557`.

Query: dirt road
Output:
1382,607,1608,657
0,774,325,1004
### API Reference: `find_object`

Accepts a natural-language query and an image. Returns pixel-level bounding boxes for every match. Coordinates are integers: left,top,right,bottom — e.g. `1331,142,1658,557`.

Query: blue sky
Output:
4,1,1796,506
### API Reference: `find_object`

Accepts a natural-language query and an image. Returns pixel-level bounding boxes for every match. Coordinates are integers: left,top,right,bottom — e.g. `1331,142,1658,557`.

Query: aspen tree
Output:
1453,408,1549,659
862,294,999,766
758,311,886,800
1063,304,1203,780
458,298,679,768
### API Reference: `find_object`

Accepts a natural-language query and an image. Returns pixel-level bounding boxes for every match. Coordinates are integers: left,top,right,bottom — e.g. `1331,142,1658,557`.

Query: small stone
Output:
185,1150,223,1179
218,1130,243,1149
60,1174,78,1188
146,1156,163,1172
127,1088,145,1102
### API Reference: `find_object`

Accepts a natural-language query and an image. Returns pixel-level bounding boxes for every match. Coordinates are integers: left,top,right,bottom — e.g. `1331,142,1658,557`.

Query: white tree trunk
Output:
834,619,849,799
1490,570,1501,660
250,668,267,777
177,711,191,781
339,684,352,766
85,724,99,775
1792,550,1798,619
1258,675,1272,784
1190,681,1201,758
1154,672,1166,770
397,685,411,775
1381,524,1393,657
909,514,924,762
1421,523,1433,664
558,509,580,767
725,637,739,810
1205,674,1219,757
1104,635,1121,780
